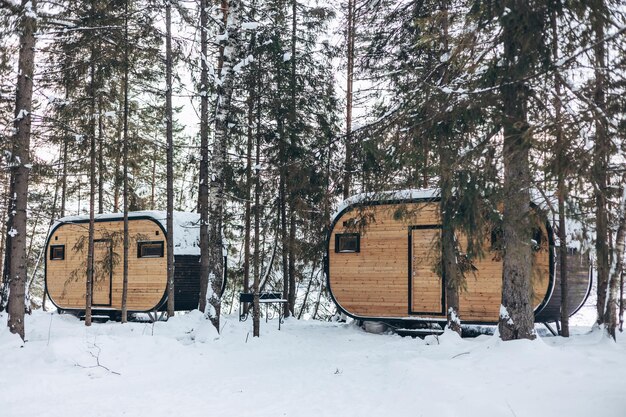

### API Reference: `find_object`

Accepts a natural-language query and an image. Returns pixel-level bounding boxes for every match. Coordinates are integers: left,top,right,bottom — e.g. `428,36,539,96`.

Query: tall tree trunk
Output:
197,0,210,314
288,210,296,315
6,0,37,340
206,0,239,330
121,0,130,323
280,180,289,317
0,187,7,306
436,0,461,335
551,7,569,337
498,1,535,341
165,0,175,317
60,137,68,218
113,100,123,212
98,98,104,214
591,2,609,327
243,3,257,313
150,146,157,210
252,70,262,337
342,0,355,199
605,184,626,340
619,270,624,332
441,177,461,334
85,37,98,327
286,0,297,316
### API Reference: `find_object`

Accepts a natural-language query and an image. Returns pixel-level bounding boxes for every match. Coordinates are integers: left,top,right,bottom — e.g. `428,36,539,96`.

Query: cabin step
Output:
77,313,114,322
394,327,445,337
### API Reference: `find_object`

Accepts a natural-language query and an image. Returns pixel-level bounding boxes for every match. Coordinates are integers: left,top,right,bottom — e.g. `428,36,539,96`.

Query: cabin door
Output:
92,239,112,306
409,226,445,315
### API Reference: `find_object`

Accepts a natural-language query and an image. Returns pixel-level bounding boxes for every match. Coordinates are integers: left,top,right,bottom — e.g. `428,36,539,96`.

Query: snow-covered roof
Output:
331,188,440,224
50,211,201,255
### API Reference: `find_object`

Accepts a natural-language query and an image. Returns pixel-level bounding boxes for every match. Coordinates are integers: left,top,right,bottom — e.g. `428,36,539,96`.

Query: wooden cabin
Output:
326,190,592,325
45,211,223,314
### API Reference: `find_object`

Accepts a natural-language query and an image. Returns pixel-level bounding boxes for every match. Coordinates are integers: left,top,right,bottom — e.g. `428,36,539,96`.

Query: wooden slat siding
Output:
450,220,550,321
411,228,443,313
170,255,201,311
330,203,439,317
46,219,167,311
535,250,591,322
92,240,112,305
329,201,552,322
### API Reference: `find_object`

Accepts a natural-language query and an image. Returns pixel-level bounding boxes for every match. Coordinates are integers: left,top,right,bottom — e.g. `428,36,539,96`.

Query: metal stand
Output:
543,322,558,336
239,292,287,330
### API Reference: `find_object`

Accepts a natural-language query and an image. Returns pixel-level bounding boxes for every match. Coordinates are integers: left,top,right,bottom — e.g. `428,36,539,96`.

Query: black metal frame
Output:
335,233,360,253
238,292,286,330
49,244,65,260
91,238,113,307
325,196,557,326
137,240,165,258
407,225,446,316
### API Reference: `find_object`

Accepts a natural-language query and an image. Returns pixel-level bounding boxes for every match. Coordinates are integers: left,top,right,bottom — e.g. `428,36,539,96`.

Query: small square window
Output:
50,245,65,260
335,233,360,253
137,241,164,258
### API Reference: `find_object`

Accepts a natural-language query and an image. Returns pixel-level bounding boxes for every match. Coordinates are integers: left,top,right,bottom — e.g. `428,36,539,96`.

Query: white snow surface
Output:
51,211,201,255
1,311,624,417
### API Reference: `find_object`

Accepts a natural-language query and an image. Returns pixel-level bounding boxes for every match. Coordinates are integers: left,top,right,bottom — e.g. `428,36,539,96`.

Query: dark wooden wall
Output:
169,255,201,311
535,249,592,322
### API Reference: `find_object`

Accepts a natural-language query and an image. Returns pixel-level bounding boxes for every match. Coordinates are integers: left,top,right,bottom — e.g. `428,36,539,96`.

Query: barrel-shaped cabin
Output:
326,190,592,325
45,211,212,314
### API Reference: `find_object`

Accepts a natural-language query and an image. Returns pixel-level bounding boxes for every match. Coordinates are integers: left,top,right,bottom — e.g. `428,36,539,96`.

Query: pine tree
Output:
3,0,37,340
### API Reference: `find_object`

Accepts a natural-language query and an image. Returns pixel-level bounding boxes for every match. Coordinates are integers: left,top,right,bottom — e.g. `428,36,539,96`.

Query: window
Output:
137,241,164,258
50,245,65,260
335,233,360,253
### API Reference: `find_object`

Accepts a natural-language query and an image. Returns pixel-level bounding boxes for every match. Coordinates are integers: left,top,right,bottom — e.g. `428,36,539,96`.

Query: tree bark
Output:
6,0,37,340
441,183,461,335
252,139,261,337
591,2,609,327
150,146,157,210
280,181,289,317
619,270,624,332
121,0,130,323
287,0,297,316
605,185,626,340
197,0,210,314
498,1,535,341
243,0,257,315
60,136,68,218
165,0,175,317
113,100,123,212
206,0,238,330
98,98,104,214
551,6,569,337
342,0,355,199
85,36,98,327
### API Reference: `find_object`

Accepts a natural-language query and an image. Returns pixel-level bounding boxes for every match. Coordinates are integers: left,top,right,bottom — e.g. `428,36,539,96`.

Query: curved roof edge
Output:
331,188,441,224
49,211,201,256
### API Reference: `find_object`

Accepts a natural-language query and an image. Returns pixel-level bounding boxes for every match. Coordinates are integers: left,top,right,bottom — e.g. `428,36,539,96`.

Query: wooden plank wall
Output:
535,250,591,322
411,228,443,314
329,202,552,322
46,219,167,311
458,223,550,321
330,203,439,317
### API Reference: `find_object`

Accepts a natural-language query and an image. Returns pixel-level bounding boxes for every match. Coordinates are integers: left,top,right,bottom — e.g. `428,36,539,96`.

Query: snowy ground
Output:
1,310,625,417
